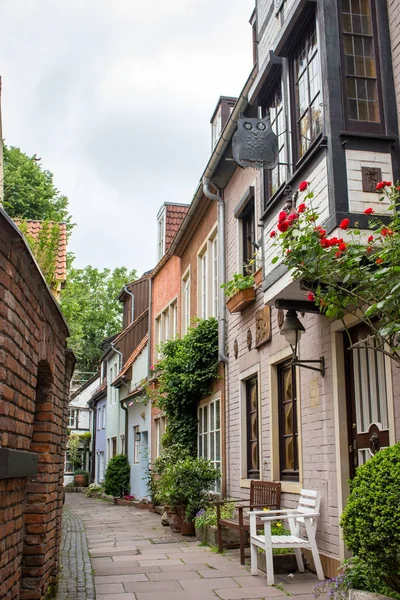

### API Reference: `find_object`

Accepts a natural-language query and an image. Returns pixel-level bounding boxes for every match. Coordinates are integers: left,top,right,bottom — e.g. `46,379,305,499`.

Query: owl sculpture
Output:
232,114,279,170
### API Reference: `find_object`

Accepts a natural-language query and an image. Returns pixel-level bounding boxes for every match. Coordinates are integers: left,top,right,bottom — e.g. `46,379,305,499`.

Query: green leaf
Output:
365,304,378,317
271,256,279,264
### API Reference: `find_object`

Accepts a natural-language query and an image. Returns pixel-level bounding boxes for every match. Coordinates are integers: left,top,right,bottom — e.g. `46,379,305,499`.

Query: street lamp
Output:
280,309,325,376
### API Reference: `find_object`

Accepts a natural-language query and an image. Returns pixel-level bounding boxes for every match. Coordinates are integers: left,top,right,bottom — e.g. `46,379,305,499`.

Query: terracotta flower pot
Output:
167,508,181,533
74,474,88,487
177,506,195,536
254,268,262,287
226,287,256,313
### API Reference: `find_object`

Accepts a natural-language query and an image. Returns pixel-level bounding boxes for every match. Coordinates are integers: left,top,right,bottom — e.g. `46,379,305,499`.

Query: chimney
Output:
210,96,237,150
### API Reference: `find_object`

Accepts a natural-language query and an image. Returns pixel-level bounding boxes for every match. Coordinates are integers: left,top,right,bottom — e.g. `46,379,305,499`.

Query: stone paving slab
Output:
60,493,328,600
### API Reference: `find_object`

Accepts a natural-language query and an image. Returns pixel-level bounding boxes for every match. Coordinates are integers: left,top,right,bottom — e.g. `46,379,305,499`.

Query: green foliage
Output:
340,443,400,594
156,455,220,521
17,219,61,288
194,503,235,529
86,484,104,498
60,266,137,372
314,556,399,600
67,434,82,469
154,318,219,451
104,455,131,498
147,445,191,503
273,182,400,363
3,144,73,230
256,520,293,555
74,469,89,477
221,272,255,298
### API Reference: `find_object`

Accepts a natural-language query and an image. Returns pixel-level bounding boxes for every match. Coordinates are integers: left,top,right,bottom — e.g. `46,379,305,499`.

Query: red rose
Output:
376,181,391,190
366,246,372,253
277,220,289,233
381,227,388,236
278,211,288,223
338,242,347,251
397,186,400,191
270,230,276,238
287,213,298,223
297,203,306,213
299,181,308,192
329,237,339,246
364,207,374,215
314,227,326,239
320,238,330,248
335,251,342,258
385,181,392,187
368,235,374,242
388,229,394,236
286,249,292,255
376,258,383,264
340,218,350,230
307,291,315,301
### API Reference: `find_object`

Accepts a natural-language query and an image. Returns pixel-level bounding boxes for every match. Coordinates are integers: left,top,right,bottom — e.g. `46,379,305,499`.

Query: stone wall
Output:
0,209,74,600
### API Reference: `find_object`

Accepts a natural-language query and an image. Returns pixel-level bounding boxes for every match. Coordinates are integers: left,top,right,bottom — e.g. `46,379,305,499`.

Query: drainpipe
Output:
203,179,229,365
124,286,135,324
111,341,123,454
147,276,153,373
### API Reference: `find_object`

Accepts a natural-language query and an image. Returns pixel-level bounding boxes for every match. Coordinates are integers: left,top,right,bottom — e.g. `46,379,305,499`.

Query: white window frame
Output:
97,407,101,430
133,426,140,464
155,415,167,459
182,269,191,335
211,235,218,319
155,296,178,359
197,226,218,321
157,207,166,261
101,405,106,429
200,250,208,319
198,396,221,492
68,409,77,429
64,452,74,474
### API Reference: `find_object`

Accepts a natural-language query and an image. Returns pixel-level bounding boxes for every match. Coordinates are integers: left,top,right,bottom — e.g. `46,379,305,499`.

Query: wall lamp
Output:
280,310,325,376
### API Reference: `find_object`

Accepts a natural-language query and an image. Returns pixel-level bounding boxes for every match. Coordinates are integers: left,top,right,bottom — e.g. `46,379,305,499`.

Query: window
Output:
200,251,208,319
157,209,166,260
101,405,106,429
245,377,260,479
182,272,191,335
155,416,167,458
211,236,218,318
109,367,113,404
242,201,256,272
133,426,140,464
340,0,382,131
171,301,178,339
97,407,101,430
198,398,221,492
68,409,77,428
265,80,287,205
278,361,299,481
64,452,74,474
155,299,178,359
212,107,222,149
292,16,322,160
111,436,117,458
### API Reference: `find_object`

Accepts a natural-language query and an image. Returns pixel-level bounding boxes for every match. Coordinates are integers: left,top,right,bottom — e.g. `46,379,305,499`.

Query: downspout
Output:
203,179,228,365
119,378,130,457
147,276,153,373
124,285,135,324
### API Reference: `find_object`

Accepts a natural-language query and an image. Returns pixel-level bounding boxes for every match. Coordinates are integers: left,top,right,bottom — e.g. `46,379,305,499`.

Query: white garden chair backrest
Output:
295,489,320,533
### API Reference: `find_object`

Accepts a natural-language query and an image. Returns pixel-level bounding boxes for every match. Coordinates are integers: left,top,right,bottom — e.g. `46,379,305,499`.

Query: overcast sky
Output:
2,0,255,276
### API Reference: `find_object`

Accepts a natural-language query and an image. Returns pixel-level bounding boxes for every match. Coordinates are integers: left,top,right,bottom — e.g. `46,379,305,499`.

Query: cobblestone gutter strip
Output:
56,505,95,600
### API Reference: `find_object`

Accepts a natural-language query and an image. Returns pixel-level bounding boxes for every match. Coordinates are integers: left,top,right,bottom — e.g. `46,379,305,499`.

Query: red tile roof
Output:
14,220,67,281
165,205,189,252
112,334,148,385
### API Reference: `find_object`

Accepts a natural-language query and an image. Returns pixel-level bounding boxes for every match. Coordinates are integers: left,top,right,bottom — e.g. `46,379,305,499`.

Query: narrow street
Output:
57,494,325,600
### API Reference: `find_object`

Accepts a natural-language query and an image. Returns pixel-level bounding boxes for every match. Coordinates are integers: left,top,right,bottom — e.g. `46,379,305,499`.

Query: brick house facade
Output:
0,209,74,599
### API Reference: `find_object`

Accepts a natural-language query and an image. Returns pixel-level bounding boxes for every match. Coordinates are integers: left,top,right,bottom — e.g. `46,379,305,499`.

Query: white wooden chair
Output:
249,489,324,585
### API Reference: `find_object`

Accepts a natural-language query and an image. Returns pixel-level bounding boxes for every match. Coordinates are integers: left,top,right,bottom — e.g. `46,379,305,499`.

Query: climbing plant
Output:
18,219,61,289
153,318,219,453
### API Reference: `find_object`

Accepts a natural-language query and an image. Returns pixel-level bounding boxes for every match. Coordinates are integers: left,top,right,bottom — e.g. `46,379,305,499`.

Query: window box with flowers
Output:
222,273,256,313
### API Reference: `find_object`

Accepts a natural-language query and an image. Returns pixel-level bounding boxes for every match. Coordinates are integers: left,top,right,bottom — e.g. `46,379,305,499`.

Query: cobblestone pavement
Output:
60,494,328,600
56,499,95,600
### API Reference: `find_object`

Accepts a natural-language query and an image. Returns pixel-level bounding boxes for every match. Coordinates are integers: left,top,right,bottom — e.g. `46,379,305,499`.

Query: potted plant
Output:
245,252,262,288
74,469,89,487
158,456,220,536
222,273,256,313
194,503,246,547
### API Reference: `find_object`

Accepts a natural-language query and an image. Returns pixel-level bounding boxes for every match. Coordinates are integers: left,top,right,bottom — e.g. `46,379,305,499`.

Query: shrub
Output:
86,484,103,498
194,503,235,529
340,443,400,594
104,455,130,498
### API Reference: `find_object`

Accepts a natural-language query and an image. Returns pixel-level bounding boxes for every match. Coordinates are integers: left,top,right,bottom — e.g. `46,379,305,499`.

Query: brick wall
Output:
388,0,400,125
0,211,74,600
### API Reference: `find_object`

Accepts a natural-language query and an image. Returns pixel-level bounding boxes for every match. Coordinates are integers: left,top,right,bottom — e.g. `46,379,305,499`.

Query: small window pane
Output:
349,99,359,119
343,14,352,32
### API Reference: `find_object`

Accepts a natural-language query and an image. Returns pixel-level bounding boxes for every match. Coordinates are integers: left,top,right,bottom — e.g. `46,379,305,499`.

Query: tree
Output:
272,181,400,363
60,266,137,372
3,144,73,229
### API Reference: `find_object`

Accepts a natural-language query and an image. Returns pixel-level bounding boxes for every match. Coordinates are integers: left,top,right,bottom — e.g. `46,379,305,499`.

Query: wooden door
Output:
345,326,390,477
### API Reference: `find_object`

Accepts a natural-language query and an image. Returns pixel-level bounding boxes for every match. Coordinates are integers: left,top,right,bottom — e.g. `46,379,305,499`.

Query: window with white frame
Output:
157,209,166,261
198,398,221,492
182,272,191,335
97,408,101,430
68,409,77,428
64,452,74,474
155,298,178,359
155,416,167,458
200,250,208,319
171,301,178,339
211,236,218,318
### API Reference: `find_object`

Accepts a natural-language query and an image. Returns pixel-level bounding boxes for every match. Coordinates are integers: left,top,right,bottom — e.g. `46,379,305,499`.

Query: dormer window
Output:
157,208,166,260
211,107,222,149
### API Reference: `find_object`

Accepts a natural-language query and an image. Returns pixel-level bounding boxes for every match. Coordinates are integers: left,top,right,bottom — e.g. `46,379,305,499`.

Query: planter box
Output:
196,525,249,548
114,498,135,506
257,550,300,574
227,288,256,313
132,502,150,509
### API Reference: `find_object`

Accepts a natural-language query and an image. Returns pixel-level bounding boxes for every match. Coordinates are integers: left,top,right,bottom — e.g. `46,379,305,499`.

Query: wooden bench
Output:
216,480,281,565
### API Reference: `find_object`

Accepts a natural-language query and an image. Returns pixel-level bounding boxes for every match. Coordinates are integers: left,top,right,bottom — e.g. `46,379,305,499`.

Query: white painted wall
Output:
346,150,393,215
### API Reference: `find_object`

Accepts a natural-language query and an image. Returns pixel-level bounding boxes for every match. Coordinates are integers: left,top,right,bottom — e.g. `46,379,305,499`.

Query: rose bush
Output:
271,180,400,363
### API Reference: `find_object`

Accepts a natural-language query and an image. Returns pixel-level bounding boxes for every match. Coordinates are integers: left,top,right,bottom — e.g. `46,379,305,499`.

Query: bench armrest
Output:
259,511,320,522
